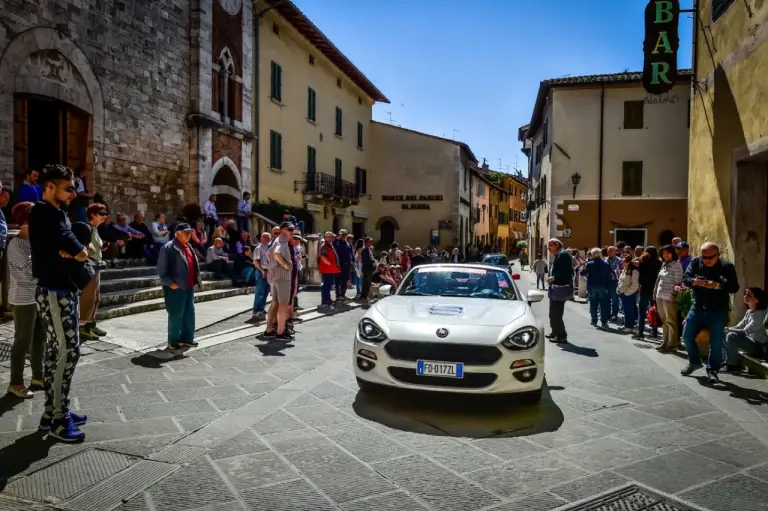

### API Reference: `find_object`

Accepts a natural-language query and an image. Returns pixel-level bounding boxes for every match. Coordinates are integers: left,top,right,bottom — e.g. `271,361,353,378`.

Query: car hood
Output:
373,295,526,327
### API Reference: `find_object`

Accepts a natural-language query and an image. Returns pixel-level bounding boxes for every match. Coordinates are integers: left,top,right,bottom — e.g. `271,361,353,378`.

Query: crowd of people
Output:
539,236,768,382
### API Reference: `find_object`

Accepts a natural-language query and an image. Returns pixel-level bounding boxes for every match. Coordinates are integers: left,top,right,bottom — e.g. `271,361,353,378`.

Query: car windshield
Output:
398,266,517,300
482,255,509,266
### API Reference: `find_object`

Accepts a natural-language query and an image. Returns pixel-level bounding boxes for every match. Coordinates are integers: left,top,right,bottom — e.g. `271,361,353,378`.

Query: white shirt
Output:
203,200,218,221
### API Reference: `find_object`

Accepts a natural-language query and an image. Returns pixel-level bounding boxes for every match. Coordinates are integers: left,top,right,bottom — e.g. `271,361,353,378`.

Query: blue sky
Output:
292,0,694,176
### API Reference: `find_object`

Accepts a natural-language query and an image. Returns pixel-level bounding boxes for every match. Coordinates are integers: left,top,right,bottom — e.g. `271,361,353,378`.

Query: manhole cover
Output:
562,484,703,510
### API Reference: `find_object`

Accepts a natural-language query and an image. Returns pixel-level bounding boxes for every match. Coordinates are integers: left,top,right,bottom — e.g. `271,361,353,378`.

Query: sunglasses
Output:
64,186,76,193
701,254,717,260
95,212,107,217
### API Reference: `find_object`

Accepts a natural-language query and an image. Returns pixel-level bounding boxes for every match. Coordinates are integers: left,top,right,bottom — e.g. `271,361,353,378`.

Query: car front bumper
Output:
353,333,544,394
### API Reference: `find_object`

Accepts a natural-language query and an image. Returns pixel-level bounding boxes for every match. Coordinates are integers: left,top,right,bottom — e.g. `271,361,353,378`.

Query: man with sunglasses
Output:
680,242,740,381
263,221,295,341
28,164,89,442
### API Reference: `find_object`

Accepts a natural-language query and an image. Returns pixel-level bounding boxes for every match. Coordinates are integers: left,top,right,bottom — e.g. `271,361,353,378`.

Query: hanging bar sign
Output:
642,0,680,95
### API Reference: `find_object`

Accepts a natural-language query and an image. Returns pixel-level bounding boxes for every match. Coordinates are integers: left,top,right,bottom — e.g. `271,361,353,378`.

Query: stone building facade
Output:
0,0,253,218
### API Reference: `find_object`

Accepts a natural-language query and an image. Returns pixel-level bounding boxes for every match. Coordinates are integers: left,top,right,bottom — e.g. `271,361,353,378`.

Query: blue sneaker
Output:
48,416,86,443
39,411,88,431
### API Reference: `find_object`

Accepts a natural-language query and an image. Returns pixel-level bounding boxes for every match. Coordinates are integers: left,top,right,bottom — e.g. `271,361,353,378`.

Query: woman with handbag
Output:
72,203,109,341
546,238,574,344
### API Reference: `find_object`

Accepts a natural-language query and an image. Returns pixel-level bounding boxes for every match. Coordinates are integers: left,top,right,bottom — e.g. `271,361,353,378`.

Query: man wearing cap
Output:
157,223,201,349
676,241,692,272
319,231,341,306
251,232,272,321
333,229,353,302
263,221,295,341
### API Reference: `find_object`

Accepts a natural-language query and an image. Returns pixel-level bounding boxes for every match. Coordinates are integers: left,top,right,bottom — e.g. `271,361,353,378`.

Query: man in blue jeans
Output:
251,232,272,321
157,223,201,349
681,242,739,381
581,248,613,328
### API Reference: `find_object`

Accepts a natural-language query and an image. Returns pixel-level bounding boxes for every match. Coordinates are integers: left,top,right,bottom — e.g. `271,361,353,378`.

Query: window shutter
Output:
355,166,361,193
362,169,367,194
335,107,342,136
357,122,363,148
276,65,282,102
269,131,275,168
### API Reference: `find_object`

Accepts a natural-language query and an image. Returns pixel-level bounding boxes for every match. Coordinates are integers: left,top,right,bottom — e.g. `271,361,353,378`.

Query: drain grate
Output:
0,340,12,362
561,485,703,511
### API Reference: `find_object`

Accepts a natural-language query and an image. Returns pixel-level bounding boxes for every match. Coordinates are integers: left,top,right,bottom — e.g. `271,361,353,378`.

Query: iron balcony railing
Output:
303,172,359,203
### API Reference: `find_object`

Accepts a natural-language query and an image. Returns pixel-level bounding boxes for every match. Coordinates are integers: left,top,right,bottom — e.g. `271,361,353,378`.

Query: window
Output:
307,87,316,121
355,166,368,194
335,107,342,137
307,146,316,174
476,181,485,196
334,158,342,180
308,54,315,66
623,101,644,129
270,61,282,102
622,161,643,196
357,122,363,149
712,0,735,21
542,121,548,149
336,78,342,88
272,23,280,36
269,130,283,170
358,96,362,105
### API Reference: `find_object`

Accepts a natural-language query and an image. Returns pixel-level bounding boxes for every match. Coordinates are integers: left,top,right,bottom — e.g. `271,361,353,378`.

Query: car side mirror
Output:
379,284,393,297
527,290,544,305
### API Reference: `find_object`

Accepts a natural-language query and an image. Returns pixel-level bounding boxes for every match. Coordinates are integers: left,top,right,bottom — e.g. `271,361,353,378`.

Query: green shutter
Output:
307,146,316,174
357,122,363,148
307,88,316,121
335,107,342,136
335,158,342,179
271,62,282,101
269,131,282,169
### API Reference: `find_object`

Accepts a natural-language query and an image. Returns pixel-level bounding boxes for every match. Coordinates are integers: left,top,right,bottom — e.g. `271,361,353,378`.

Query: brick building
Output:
0,0,254,217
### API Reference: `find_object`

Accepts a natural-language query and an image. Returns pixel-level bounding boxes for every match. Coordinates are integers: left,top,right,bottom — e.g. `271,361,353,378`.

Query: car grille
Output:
384,340,502,366
388,367,497,389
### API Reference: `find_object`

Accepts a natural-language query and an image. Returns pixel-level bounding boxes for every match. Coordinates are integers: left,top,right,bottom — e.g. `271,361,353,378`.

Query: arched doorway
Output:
375,216,399,246
658,229,675,246
0,28,105,188
332,215,340,233
211,157,242,215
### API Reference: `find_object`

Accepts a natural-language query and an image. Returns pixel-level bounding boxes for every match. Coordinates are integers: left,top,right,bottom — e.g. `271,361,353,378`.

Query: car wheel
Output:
519,386,543,403
356,377,381,394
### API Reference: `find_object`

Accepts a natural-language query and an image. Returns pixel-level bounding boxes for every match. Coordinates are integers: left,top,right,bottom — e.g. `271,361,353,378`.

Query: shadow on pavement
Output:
558,342,598,357
255,341,295,356
352,384,564,439
130,350,187,368
693,374,768,406
0,431,52,491
0,395,27,418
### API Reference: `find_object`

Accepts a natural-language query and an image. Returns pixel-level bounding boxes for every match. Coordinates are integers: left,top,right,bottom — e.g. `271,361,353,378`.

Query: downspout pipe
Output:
597,83,605,247
253,10,260,203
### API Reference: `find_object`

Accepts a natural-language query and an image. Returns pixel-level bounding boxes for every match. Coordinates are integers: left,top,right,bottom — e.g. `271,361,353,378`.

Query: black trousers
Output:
361,270,373,300
335,263,350,298
549,299,567,339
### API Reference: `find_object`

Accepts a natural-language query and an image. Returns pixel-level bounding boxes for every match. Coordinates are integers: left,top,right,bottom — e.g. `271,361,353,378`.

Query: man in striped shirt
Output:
251,232,272,321
263,222,295,341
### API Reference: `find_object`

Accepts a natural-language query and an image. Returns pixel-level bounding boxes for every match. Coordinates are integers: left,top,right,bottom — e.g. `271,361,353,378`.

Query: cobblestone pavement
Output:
0,270,767,511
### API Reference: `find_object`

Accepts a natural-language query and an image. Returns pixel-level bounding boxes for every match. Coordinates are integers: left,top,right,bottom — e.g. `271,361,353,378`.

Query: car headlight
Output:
358,318,387,342
501,327,539,350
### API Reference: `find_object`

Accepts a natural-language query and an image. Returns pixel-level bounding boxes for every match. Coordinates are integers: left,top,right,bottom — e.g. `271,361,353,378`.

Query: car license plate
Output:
416,360,464,378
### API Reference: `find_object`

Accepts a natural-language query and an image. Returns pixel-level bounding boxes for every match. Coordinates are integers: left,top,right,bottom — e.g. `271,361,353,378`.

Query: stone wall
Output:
0,0,191,217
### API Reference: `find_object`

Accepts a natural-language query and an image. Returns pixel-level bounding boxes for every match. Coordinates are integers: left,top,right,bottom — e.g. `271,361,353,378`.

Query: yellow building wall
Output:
473,177,490,241
688,2,768,260
256,11,374,231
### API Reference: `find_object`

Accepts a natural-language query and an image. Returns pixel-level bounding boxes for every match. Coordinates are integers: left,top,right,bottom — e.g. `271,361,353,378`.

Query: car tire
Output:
519,386,543,404
356,377,381,394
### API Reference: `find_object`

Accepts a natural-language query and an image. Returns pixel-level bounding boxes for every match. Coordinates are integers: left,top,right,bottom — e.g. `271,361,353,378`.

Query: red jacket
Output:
318,241,340,274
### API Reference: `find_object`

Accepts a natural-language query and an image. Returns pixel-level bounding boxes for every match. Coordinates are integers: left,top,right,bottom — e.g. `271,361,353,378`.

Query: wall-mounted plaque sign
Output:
381,195,443,201
402,204,430,210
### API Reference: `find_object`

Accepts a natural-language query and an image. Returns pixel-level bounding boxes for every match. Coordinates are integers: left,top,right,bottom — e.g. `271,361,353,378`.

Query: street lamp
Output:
571,172,581,199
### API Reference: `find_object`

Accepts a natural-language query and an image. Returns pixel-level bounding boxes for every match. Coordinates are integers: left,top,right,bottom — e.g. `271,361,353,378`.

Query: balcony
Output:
301,172,359,205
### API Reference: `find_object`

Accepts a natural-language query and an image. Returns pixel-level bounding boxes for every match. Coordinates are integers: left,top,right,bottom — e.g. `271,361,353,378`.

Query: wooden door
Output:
66,108,89,173
13,97,28,190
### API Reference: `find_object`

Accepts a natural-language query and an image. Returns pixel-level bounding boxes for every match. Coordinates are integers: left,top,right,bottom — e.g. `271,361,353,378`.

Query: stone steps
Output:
99,280,237,306
96,286,255,320
101,266,158,281
100,272,218,293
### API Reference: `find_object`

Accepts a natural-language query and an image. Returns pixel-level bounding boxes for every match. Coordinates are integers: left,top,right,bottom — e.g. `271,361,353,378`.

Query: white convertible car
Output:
354,263,546,401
